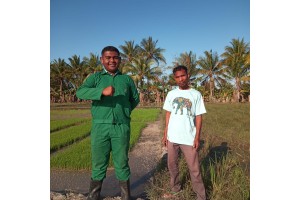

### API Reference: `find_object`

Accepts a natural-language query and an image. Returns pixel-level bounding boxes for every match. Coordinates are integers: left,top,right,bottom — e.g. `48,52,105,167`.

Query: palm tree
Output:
83,52,102,73
69,55,93,87
197,50,229,101
126,57,161,104
151,75,171,105
50,58,70,102
68,55,92,101
221,38,250,102
140,36,166,66
240,52,250,102
119,40,140,63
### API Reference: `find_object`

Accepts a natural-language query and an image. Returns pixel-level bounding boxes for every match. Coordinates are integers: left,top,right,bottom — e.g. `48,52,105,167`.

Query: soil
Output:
51,116,165,200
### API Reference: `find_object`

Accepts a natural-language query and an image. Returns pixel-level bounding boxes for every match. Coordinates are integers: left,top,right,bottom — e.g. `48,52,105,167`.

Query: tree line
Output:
50,36,250,104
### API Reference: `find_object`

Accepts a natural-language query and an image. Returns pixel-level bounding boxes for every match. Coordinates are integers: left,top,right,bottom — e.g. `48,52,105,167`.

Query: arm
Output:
76,73,104,100
129,78,140,110
193,114,203,149
162,111,171,147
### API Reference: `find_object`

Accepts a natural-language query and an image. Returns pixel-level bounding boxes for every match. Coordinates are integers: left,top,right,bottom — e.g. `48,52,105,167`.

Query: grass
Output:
50,118,90,133
146,103,250,200
50,107,161,170
51,137,92,170
50,121,91,153
50,109,91,120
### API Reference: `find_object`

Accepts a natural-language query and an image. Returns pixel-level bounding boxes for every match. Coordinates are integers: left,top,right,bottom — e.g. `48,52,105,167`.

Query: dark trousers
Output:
167,141,206,200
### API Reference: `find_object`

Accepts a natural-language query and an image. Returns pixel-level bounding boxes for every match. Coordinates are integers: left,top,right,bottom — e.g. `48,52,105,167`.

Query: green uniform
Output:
76,70,140,181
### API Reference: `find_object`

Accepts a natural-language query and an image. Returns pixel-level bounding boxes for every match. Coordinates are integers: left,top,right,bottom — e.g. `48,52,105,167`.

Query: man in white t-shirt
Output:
162,65,206,200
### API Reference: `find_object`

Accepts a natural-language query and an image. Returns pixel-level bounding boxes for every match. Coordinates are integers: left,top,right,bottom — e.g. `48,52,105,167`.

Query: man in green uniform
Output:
76,46,140,200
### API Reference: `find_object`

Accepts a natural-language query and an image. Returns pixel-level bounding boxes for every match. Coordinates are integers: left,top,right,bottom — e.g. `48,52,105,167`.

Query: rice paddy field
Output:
50,106,161,170
50,103,250,200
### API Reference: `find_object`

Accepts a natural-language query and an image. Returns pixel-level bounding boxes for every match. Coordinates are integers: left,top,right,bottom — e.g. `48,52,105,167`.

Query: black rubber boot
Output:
87,179,102,200
119,180,131,200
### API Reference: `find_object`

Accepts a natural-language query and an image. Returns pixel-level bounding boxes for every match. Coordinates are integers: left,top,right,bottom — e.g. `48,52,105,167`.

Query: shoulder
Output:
89,71,103,79
120,73,131,78
166,88,178,96
170,88,179,93
188,89,204,101
190,88,202,95
118,74,136,85
83,72,98,81
120,74,134,81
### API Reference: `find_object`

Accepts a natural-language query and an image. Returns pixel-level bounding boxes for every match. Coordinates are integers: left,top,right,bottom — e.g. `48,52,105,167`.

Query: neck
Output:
107,71,115,76
179,87,190,90
104,68,117,76
178,84,190,90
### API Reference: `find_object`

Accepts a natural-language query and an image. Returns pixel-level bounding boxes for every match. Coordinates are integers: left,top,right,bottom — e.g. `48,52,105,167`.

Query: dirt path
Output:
51,116,164,200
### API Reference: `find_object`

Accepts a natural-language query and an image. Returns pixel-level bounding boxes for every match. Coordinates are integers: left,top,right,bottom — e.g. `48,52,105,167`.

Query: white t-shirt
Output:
163,88,206,146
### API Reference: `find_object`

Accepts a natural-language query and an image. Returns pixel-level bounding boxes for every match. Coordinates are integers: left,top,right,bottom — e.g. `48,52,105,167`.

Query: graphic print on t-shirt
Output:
172,97,192,115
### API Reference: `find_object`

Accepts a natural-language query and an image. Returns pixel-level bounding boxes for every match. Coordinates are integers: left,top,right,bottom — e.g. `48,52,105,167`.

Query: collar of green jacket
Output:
101,68,121,76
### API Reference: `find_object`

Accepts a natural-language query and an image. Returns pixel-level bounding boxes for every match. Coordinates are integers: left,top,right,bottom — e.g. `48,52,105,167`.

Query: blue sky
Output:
50,0,249,68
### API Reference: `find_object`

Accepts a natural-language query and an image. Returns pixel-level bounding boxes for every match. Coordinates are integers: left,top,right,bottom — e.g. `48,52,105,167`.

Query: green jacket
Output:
76,70,140,124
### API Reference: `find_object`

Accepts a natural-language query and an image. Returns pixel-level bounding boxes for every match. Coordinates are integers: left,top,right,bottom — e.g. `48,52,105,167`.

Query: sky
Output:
50,0,250,69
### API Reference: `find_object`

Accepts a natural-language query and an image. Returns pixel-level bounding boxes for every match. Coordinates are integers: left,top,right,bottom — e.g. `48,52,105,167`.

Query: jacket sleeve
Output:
128,77,140,110
76,73,104,100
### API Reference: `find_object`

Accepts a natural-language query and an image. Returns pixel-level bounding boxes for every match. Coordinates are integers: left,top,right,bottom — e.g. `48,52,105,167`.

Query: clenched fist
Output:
102,86,115,96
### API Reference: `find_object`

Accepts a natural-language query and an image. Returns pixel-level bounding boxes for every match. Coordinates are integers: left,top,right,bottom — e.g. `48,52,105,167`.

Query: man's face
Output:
174,69,190,89
100,51,121,74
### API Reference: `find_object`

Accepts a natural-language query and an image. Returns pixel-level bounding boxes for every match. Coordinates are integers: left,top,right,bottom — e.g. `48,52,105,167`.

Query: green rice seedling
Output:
51,137,92,170
50,108,161,170
51,121,149,169
50,121,91,153
50,109,91,120
129,122,147,149
131,108,161,122
50,118,90,133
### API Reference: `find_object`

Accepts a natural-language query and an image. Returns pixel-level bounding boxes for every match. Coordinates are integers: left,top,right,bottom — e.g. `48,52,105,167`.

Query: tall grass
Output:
146,103,250,200
203,153,250,200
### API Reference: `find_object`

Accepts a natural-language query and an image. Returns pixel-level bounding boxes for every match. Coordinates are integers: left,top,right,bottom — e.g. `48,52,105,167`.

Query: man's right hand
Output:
162,129,168,147
102,86,115,96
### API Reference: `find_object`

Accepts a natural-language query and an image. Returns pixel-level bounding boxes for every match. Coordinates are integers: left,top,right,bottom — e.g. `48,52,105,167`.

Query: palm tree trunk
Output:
235,77,241,102
209,79,214,102
60,79,64,102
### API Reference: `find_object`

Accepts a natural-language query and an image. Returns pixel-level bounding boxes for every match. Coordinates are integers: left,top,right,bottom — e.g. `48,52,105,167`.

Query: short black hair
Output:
173,65,188,74
101,46,120,56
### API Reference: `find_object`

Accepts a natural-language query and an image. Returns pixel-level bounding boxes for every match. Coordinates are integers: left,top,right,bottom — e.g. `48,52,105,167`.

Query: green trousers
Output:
91,123,130,181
